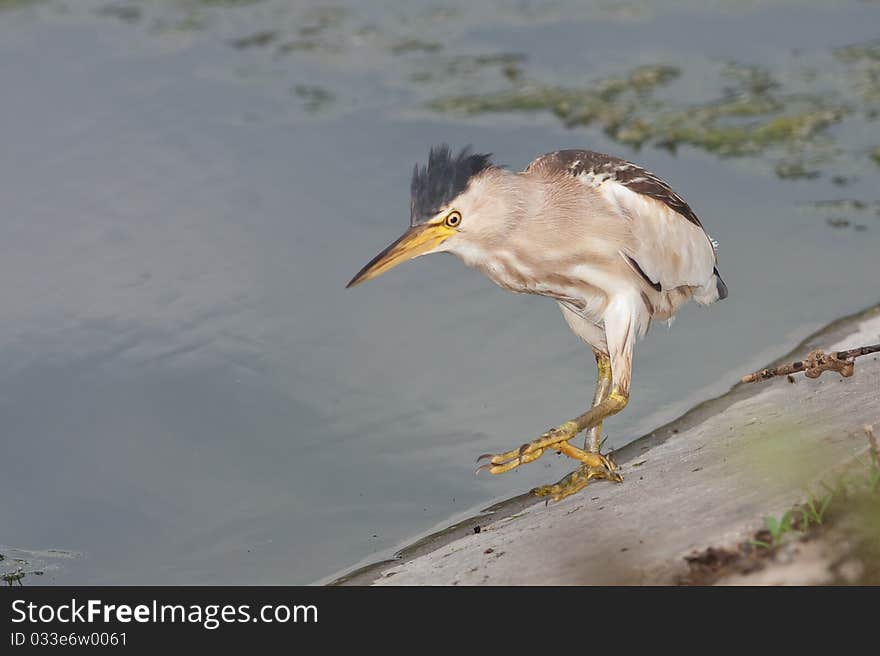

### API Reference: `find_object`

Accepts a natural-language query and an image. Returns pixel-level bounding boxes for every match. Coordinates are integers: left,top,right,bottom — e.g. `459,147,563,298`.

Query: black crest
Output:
410,145,493,225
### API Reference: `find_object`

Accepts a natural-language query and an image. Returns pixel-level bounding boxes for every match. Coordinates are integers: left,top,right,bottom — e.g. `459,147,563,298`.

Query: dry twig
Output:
741,344,880,384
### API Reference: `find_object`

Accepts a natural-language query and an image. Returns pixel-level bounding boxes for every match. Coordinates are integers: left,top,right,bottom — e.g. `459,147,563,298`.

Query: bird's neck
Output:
449,170,543,290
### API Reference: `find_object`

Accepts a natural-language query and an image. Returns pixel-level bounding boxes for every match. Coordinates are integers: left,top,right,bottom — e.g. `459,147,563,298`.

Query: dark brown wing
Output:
526,149,704,228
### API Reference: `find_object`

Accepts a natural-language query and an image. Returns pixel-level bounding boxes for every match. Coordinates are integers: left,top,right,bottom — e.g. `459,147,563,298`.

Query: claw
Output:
476,453,493,463
474,447,546,475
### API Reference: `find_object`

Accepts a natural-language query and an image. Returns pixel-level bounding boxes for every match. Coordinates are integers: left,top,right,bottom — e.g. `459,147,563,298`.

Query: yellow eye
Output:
445,211,462,228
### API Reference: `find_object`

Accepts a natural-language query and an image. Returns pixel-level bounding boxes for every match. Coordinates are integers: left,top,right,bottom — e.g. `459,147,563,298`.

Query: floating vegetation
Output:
803,198,880,231
229,30,278,49
297,6,346,37
0,547,77,586
3,569,25,586
146,5,208,34
834,40,880,63
18,2,880,184
809,199,871,212
1,551,46,586
834,40,880,112
97,4,141,23
0,0,44,10
271,7,347,56
276,39,325,54
198,0,264,6
294,85,334,114
775,160,821,180
430,62,847,173
390,39,442,55
412,52,527,84
807,199,880,216
429,64,678,117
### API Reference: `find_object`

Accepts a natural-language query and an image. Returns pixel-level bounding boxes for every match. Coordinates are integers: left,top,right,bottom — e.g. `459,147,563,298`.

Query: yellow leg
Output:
476,388,628,475
585,352,612,453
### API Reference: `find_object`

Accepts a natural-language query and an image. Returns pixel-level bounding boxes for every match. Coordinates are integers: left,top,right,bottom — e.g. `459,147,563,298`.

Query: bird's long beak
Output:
346,222,454,288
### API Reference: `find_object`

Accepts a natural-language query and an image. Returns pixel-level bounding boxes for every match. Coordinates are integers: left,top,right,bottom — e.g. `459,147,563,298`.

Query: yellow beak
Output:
346,223,454,288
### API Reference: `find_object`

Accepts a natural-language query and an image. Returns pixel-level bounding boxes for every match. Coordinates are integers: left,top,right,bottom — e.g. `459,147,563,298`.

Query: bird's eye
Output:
445,211,462,228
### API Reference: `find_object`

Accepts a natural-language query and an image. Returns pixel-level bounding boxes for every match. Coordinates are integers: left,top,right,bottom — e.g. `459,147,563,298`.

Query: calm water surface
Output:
1,0,879,584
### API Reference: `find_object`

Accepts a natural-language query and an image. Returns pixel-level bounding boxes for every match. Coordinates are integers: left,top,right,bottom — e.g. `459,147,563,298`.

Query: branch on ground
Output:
741,344,880,384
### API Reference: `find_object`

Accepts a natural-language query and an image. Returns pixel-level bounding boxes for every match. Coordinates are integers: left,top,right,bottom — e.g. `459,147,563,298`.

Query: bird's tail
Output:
693,267,728,305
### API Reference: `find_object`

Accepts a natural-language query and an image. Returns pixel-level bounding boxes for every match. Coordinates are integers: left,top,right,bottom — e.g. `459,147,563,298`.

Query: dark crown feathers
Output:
410,145,493,225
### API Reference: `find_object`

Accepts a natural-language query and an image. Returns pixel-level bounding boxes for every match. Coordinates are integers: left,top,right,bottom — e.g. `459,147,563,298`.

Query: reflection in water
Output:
1,0,879,584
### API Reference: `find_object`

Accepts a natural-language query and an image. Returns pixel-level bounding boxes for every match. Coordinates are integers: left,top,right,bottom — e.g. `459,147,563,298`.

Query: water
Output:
1,0,878,584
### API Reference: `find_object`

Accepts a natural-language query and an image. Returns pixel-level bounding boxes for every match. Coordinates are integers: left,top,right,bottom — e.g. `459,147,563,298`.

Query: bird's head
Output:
346,144,512,288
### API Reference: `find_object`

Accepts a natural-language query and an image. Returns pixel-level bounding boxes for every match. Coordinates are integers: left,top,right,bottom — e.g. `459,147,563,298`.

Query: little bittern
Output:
347,146,727,500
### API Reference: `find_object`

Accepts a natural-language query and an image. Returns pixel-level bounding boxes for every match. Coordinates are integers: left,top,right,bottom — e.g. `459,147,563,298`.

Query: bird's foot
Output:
475,422,612,475
532,458,622,502
476,420,582,474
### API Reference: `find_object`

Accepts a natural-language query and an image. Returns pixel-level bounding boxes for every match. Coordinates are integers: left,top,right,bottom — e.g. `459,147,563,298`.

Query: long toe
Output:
532,459,623,502
475,447,546,475
476,421,583,473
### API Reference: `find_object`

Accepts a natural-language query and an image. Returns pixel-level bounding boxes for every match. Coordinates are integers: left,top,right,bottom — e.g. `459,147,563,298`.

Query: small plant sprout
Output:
866,424,879,471
868,465,880,493
801,492,834,527
750,510,795,549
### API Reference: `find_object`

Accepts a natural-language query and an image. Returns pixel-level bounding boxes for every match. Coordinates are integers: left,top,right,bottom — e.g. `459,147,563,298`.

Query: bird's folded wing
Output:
528,149,719,292
601,179,717,292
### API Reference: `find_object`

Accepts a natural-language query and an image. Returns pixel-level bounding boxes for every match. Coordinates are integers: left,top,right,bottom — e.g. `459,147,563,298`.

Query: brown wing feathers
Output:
528,149,704,228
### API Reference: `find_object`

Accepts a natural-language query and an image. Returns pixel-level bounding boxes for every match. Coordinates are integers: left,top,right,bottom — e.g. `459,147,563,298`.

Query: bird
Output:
347,145,727,501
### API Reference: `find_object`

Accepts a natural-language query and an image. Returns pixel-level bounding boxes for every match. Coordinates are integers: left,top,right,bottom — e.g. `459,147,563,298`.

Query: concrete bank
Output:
332,303,880,585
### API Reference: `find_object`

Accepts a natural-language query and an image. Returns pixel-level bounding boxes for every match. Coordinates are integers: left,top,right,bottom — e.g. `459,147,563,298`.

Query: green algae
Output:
297,6,346,37
834,40,880,112
412,52,527,85
198,0,264,6
62,3,874,185
803,198,880,231
775,160,821,180
98,4,141,22
229,30,278,49
276,39,326,54
1,552,35,586
294,85,334,114
0,0,43,10
2,569,25,586
390,39,442,55
430,64,677,119
834,41,880,64
17,3,879,185
271,7,346,56
430,63,846,168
